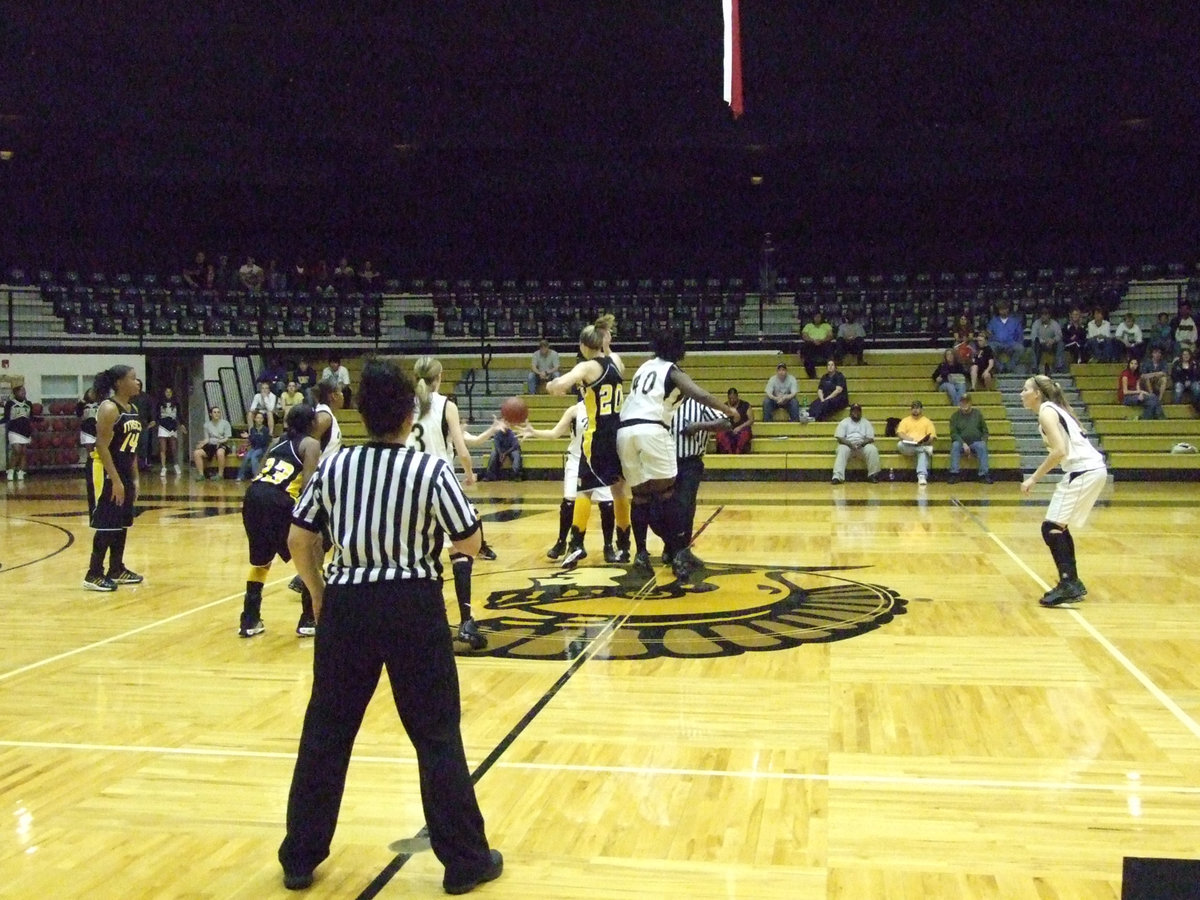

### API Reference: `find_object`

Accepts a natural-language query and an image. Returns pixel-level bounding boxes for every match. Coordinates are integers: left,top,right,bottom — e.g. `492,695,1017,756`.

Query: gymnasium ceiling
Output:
2,2,1198,274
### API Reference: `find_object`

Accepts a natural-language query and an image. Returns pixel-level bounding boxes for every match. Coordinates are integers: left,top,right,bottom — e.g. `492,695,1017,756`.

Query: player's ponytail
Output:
93,365,133,400
1030,374,1082,426
413,355,442,419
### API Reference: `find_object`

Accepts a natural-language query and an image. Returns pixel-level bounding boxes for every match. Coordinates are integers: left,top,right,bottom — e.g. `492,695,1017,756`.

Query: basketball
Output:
500,396,528,425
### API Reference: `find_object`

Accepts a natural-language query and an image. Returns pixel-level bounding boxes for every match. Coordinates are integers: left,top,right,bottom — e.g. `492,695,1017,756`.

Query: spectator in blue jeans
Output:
987,301,1026,373
763,363,801,422
237,411,272,482
483,427,522,481
947,394,992,484
932,349,967,405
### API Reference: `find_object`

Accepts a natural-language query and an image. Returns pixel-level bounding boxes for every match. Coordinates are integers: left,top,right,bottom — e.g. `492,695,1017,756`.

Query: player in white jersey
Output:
1020,375,1108,607
312,376,344,461
617,328,736,579
519,399,615,560
411,356,506,649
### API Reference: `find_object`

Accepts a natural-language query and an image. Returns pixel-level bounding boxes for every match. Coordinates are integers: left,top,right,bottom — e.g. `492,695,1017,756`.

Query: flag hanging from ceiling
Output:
723,0,743,118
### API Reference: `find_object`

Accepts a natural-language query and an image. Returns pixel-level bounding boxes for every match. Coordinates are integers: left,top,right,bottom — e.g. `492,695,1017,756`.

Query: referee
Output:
278,358,502,895
665,396,731,565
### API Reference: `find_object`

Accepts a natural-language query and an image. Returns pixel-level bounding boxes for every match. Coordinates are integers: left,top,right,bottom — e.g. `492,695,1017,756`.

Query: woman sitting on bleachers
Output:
1117,356,1164,420
951,315,975,365
715,388,753,454
932,348,968,405
1170,348,1198,406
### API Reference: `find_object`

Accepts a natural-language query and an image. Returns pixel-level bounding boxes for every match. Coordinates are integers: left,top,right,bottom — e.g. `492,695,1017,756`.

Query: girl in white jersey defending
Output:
288,376,346,597
1020,375,1108,607
410,356,505,649
618,328,736,579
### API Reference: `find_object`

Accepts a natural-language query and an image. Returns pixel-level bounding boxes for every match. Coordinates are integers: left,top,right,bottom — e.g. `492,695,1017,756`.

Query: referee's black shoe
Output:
546,539,567,560
671,548,703,581
456,618,488,650
1039,578,1087,607
444,849,503,895
478,542,498,561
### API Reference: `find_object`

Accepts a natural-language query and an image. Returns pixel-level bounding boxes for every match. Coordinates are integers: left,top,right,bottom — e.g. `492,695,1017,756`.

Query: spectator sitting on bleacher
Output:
1170,348,1198,405
322,357,353,408
238,256,265,293
193,405,233,480
258,357,287,396
764,363,801,422
359,260,380,291
527,340,561,394
987,301,1026,374
279,381,305,427
970,332,997,391
183,251,206,289
1063,308,1087,365
947,393,993,484
293,359,318,396
1171,301,1196,354
807,360,849,421
831,403,880,485
1030,308,1065,374
482,428,523,481
1140,346,1168,403
1086,308,1118,363
1148,312,1175,358
332,257,356,294
835,311,867,366
236,411,271,482
1114,312,1144,361
799,310,834,379
715,388,752,454
952,314,975,365
895,399,937,486
932,349,968,405
248,381,278,434
1117,357,1164,420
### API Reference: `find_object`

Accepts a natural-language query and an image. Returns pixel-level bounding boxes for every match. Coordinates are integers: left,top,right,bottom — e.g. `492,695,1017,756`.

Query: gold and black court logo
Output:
470,560,908,660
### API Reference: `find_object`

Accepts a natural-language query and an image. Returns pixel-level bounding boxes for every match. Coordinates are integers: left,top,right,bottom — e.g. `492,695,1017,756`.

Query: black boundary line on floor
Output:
690,504,724,545
0,515,75,574
355,614,629,899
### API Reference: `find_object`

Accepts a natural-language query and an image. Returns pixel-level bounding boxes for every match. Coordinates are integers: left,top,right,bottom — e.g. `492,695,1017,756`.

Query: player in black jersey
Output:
238,404,322,637
83,365,144,591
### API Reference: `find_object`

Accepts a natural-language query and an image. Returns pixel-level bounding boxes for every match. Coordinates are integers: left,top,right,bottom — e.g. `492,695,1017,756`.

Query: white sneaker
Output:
174,464,181,475
917,473,928,486
15,470,25,480
5,469,12,481
160,467,167,477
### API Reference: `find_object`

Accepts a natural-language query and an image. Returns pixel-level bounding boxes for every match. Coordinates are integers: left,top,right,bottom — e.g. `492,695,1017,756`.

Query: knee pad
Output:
1041,520,1065,544
450,552,473,572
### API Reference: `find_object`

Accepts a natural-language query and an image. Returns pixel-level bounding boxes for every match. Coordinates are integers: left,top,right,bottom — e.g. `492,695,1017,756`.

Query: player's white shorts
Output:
1046,467,1107,530
616,423,677,489
157,426,178,439
7,432,30,446
563,453,611,502
80,432,97,446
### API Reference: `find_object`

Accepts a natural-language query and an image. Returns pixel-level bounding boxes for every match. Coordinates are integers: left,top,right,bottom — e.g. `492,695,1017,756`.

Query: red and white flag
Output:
723,0,743,118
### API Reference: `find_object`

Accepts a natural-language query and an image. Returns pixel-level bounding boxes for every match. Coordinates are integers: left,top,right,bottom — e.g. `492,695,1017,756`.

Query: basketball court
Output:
2,474,1198,898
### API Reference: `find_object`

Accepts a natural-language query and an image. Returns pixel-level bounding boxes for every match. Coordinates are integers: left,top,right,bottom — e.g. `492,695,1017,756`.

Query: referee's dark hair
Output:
651,327,686,363
357,357,416,439
284,403,317,441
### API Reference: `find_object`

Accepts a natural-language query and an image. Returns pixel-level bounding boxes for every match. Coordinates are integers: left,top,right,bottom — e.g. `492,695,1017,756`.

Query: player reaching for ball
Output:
409,355,507,649
547,314,631,568
519,397,617,560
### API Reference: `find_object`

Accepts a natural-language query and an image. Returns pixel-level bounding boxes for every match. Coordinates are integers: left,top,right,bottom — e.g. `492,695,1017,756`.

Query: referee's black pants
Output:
279,579,493,882
675,456,705,545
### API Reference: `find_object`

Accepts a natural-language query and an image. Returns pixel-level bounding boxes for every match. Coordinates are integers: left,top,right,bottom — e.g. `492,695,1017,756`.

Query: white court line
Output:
977,516,1200,742
0,575,293,683
0,737,1196,797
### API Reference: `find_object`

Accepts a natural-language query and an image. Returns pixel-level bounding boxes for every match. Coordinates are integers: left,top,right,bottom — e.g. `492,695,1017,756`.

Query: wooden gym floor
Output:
1,473,1199,898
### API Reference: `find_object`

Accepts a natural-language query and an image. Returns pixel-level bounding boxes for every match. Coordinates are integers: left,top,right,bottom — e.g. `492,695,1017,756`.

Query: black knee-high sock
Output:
557,499,575,545
106,529,128,576
599,500,615,549
298,583,314,620
452,556,474,623
88,531,117,577
243,581,264,621
1041,521,1077,582
631,501,650,553
658,493,689,555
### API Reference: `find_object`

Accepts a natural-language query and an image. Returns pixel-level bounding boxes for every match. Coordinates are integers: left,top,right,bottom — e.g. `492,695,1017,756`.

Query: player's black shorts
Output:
242,483,296,566
87,457,135,530
579,428,623,492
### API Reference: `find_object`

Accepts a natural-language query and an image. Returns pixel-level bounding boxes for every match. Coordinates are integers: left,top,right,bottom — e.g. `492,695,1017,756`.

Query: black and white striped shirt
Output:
292,443,480,586
670,397,725,460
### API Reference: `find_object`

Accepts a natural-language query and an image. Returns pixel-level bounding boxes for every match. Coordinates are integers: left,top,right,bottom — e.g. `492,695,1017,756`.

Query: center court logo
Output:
469,561,908,660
